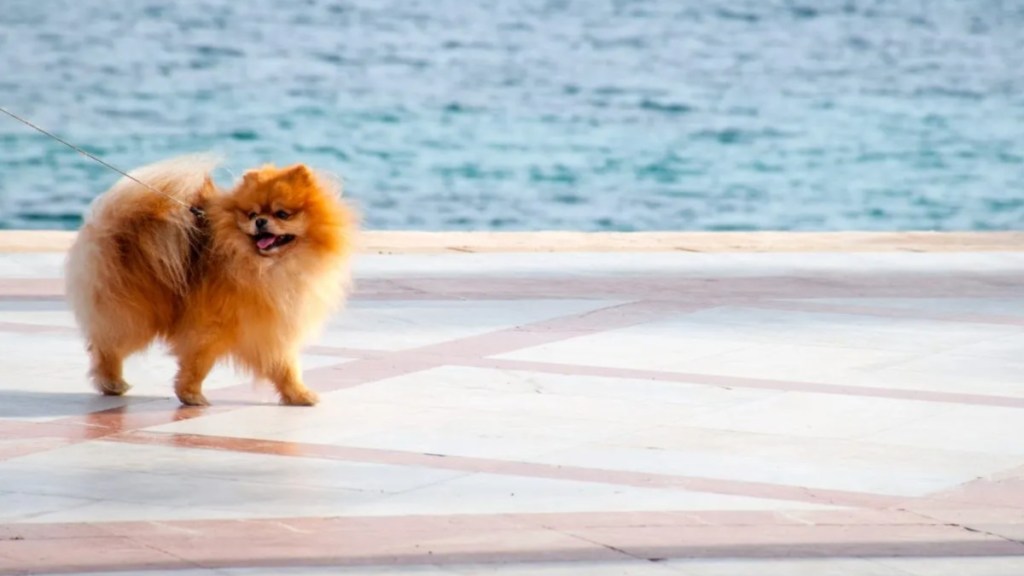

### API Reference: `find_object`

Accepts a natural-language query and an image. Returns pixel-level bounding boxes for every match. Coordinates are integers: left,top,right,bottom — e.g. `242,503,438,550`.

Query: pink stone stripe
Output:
300,301,708,396
460,357,1024,409
0,278,62,297
0,438,73,460
748,300,1024,327
0,321,76,336
352,275,1024,300
4,272,1024,301
110,430,904,509
925,464,1024,510
1,511,1021,574
302,355,441,394
562,524,1024,563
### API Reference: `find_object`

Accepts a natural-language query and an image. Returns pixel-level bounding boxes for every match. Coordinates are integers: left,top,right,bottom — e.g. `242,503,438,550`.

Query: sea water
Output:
1,0,1022,231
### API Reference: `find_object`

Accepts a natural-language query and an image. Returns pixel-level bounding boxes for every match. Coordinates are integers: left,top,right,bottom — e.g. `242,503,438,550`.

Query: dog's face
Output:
211,162,355,271
229,164,317,257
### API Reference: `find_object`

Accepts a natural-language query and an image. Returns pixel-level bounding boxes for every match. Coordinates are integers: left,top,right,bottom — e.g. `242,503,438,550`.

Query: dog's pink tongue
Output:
257,235,277,250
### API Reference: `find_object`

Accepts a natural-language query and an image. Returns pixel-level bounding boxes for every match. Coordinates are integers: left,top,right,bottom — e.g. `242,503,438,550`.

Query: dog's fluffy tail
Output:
69,154,222,296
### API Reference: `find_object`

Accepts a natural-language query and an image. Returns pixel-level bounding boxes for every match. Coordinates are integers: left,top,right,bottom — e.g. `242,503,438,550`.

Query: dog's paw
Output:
176,391,210,407
96,379,131,396
280,388,319,407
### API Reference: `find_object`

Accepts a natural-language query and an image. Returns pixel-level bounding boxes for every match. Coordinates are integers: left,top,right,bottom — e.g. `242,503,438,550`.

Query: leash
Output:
0,106,205,220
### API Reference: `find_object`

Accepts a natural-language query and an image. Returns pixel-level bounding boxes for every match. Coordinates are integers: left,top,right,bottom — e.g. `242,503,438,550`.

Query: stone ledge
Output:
0,230,1021,253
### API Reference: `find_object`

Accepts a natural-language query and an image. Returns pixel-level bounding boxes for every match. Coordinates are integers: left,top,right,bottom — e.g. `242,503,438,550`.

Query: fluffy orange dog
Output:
65,155,357,406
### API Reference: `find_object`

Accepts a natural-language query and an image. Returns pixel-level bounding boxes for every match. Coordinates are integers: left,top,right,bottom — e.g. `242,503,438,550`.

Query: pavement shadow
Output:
0,389,170,419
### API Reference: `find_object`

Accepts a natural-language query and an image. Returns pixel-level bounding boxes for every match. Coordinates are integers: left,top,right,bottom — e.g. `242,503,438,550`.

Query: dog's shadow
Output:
0,389,176,419
0,389,269,420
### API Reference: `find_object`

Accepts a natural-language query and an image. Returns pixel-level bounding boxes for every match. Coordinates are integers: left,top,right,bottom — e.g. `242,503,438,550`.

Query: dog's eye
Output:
247,212,257,220
274,210,290,220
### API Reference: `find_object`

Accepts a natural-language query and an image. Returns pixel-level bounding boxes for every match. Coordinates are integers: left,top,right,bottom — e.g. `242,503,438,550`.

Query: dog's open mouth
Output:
253,232,296,253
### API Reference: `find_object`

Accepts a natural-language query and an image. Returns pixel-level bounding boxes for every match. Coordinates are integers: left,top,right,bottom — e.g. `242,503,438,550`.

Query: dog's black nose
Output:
255,217,268,229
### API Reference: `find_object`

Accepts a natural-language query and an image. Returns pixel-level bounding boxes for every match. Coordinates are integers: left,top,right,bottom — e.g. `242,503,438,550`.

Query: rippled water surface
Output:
1,0,1023,231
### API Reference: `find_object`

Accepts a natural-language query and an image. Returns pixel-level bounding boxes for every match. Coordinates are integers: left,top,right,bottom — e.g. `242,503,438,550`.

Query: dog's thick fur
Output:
65,155,357,406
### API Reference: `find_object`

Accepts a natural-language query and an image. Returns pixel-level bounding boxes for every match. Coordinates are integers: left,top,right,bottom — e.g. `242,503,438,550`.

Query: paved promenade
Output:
1,232,1023,575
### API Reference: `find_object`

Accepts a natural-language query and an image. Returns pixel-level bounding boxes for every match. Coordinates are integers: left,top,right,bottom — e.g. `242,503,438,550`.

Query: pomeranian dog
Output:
65,155,357,406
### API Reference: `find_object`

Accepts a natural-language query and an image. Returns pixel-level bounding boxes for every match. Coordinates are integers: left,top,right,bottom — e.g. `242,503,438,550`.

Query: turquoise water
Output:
1,0,1023,231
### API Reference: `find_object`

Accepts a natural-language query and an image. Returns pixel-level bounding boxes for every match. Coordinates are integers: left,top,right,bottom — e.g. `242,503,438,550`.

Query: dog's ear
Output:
241,169,263,187
281,164,315,188
201,174,216,193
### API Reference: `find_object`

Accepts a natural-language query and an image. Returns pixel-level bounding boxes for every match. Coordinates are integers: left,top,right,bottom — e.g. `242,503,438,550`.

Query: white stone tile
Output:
307,367,774,459
0,441,468,523
315,396,749,462
673,306,1021,353
156,367,777,462
0,490,98,522
0,252,67,278
330,366,776,420
2,463,379,524
498,310,945,380
954,333,1024,360
667,343,918,384
335,423,586,461
27,499,243,524
2,440,461,497
535,426,1023,497
317,299,624,351
678,392,945,440
862,404,1024,456
0,307,74,327
498,304,1021,388
344,471,833,518
495,324,752,372
839,347,1024,398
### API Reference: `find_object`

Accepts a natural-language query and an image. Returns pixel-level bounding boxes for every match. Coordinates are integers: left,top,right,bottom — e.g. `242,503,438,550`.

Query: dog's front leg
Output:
267,359,319,406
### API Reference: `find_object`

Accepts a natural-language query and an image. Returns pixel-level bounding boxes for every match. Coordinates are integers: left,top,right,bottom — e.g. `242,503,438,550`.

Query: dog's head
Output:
232,164,313,256
219,163,353,260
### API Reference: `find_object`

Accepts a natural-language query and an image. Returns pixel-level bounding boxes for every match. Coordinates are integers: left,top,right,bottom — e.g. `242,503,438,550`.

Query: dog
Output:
65,155,357,406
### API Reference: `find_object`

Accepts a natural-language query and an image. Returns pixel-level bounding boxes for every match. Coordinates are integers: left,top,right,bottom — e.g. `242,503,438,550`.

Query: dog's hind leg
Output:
172,343,224,407
88,343,134,396
84,315,156,396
